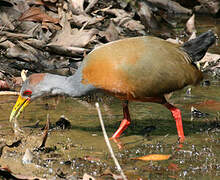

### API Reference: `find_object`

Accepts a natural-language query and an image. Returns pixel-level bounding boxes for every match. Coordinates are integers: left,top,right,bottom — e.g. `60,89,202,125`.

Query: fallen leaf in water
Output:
132,154,171,161
84,155,100,162
190,100,220,111
18,7,59,24
168,175,178,179
102,167,123,179
168,163,179,171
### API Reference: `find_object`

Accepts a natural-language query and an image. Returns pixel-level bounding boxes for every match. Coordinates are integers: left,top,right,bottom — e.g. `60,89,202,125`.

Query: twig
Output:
85,0,98,13
0,91,19,96
21,69,28,82
95,102,127,180
39,114,50,148
0,31,32,39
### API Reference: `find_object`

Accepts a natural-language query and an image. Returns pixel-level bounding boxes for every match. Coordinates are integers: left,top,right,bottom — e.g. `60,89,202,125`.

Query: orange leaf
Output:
18,7,59,24
168,163,179,171
131,154,171,161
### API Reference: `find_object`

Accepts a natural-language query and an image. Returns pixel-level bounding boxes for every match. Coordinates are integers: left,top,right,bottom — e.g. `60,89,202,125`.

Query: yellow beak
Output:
10,95,30,122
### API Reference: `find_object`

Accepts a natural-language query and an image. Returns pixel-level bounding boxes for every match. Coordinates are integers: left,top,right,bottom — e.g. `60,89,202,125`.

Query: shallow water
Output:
0,76,219,179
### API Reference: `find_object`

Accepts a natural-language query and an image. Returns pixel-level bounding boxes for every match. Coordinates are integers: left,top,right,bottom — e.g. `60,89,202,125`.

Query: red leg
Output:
111,101,131,139
163,102,185,143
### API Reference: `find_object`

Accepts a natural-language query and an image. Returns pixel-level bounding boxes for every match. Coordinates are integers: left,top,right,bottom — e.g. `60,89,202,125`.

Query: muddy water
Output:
0,77,219,179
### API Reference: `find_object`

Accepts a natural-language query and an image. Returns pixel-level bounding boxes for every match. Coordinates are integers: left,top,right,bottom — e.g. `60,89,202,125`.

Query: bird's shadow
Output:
68,116,220,138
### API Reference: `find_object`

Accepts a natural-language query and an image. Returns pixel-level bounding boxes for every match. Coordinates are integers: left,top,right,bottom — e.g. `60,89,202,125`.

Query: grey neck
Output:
43,66,97,97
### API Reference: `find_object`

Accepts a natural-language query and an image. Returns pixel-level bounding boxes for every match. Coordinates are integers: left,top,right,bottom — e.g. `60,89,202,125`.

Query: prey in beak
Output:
10,95,31,122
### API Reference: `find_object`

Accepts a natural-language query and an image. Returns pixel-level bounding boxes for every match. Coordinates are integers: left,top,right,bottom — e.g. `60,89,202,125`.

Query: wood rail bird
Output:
10,30,216,143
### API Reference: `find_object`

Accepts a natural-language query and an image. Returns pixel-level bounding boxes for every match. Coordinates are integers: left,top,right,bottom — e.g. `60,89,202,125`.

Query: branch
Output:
95,102,127,180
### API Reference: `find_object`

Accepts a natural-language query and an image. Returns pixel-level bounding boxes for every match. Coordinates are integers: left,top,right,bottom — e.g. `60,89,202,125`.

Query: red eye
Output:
23,90,32,96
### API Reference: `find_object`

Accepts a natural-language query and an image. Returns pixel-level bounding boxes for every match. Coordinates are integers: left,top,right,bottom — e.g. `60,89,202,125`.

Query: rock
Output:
22,148,34,164
99,21,119,42
55,115,71,129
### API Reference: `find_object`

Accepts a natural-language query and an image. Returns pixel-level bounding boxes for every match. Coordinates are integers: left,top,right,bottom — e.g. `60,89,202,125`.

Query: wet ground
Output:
0,76,219,179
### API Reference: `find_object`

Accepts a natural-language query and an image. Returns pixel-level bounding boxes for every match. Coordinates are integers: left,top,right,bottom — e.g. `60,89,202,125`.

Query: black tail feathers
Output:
181,30,216,62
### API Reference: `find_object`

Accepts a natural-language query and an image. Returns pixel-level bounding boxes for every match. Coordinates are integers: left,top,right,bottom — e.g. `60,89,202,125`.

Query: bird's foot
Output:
176,136,185,149
110,119,131,139
111,138,123,150
179,136,185,143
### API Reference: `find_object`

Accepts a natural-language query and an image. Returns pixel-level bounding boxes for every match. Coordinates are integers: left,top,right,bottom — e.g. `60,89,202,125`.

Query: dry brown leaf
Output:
18,7,59,24
121,19,145,32
0,39,15,49
30,0,57,12
99,21,119,42
197,0,220,15
132,154,171,161
137,1,158,29
0,31,32,39
200,52,220,63
70,0,85,14
6,45,38,62
0,80,10,90
85,0,98,13
145,0,192,14
46,45,86,56
70,14,104,27
106,8,144,33
23,38,46,50
49,27,98,48
0,12,15,31
106,8,132,18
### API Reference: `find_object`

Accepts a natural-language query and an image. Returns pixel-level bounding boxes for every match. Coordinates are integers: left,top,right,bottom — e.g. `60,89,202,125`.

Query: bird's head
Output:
10,73,49,122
